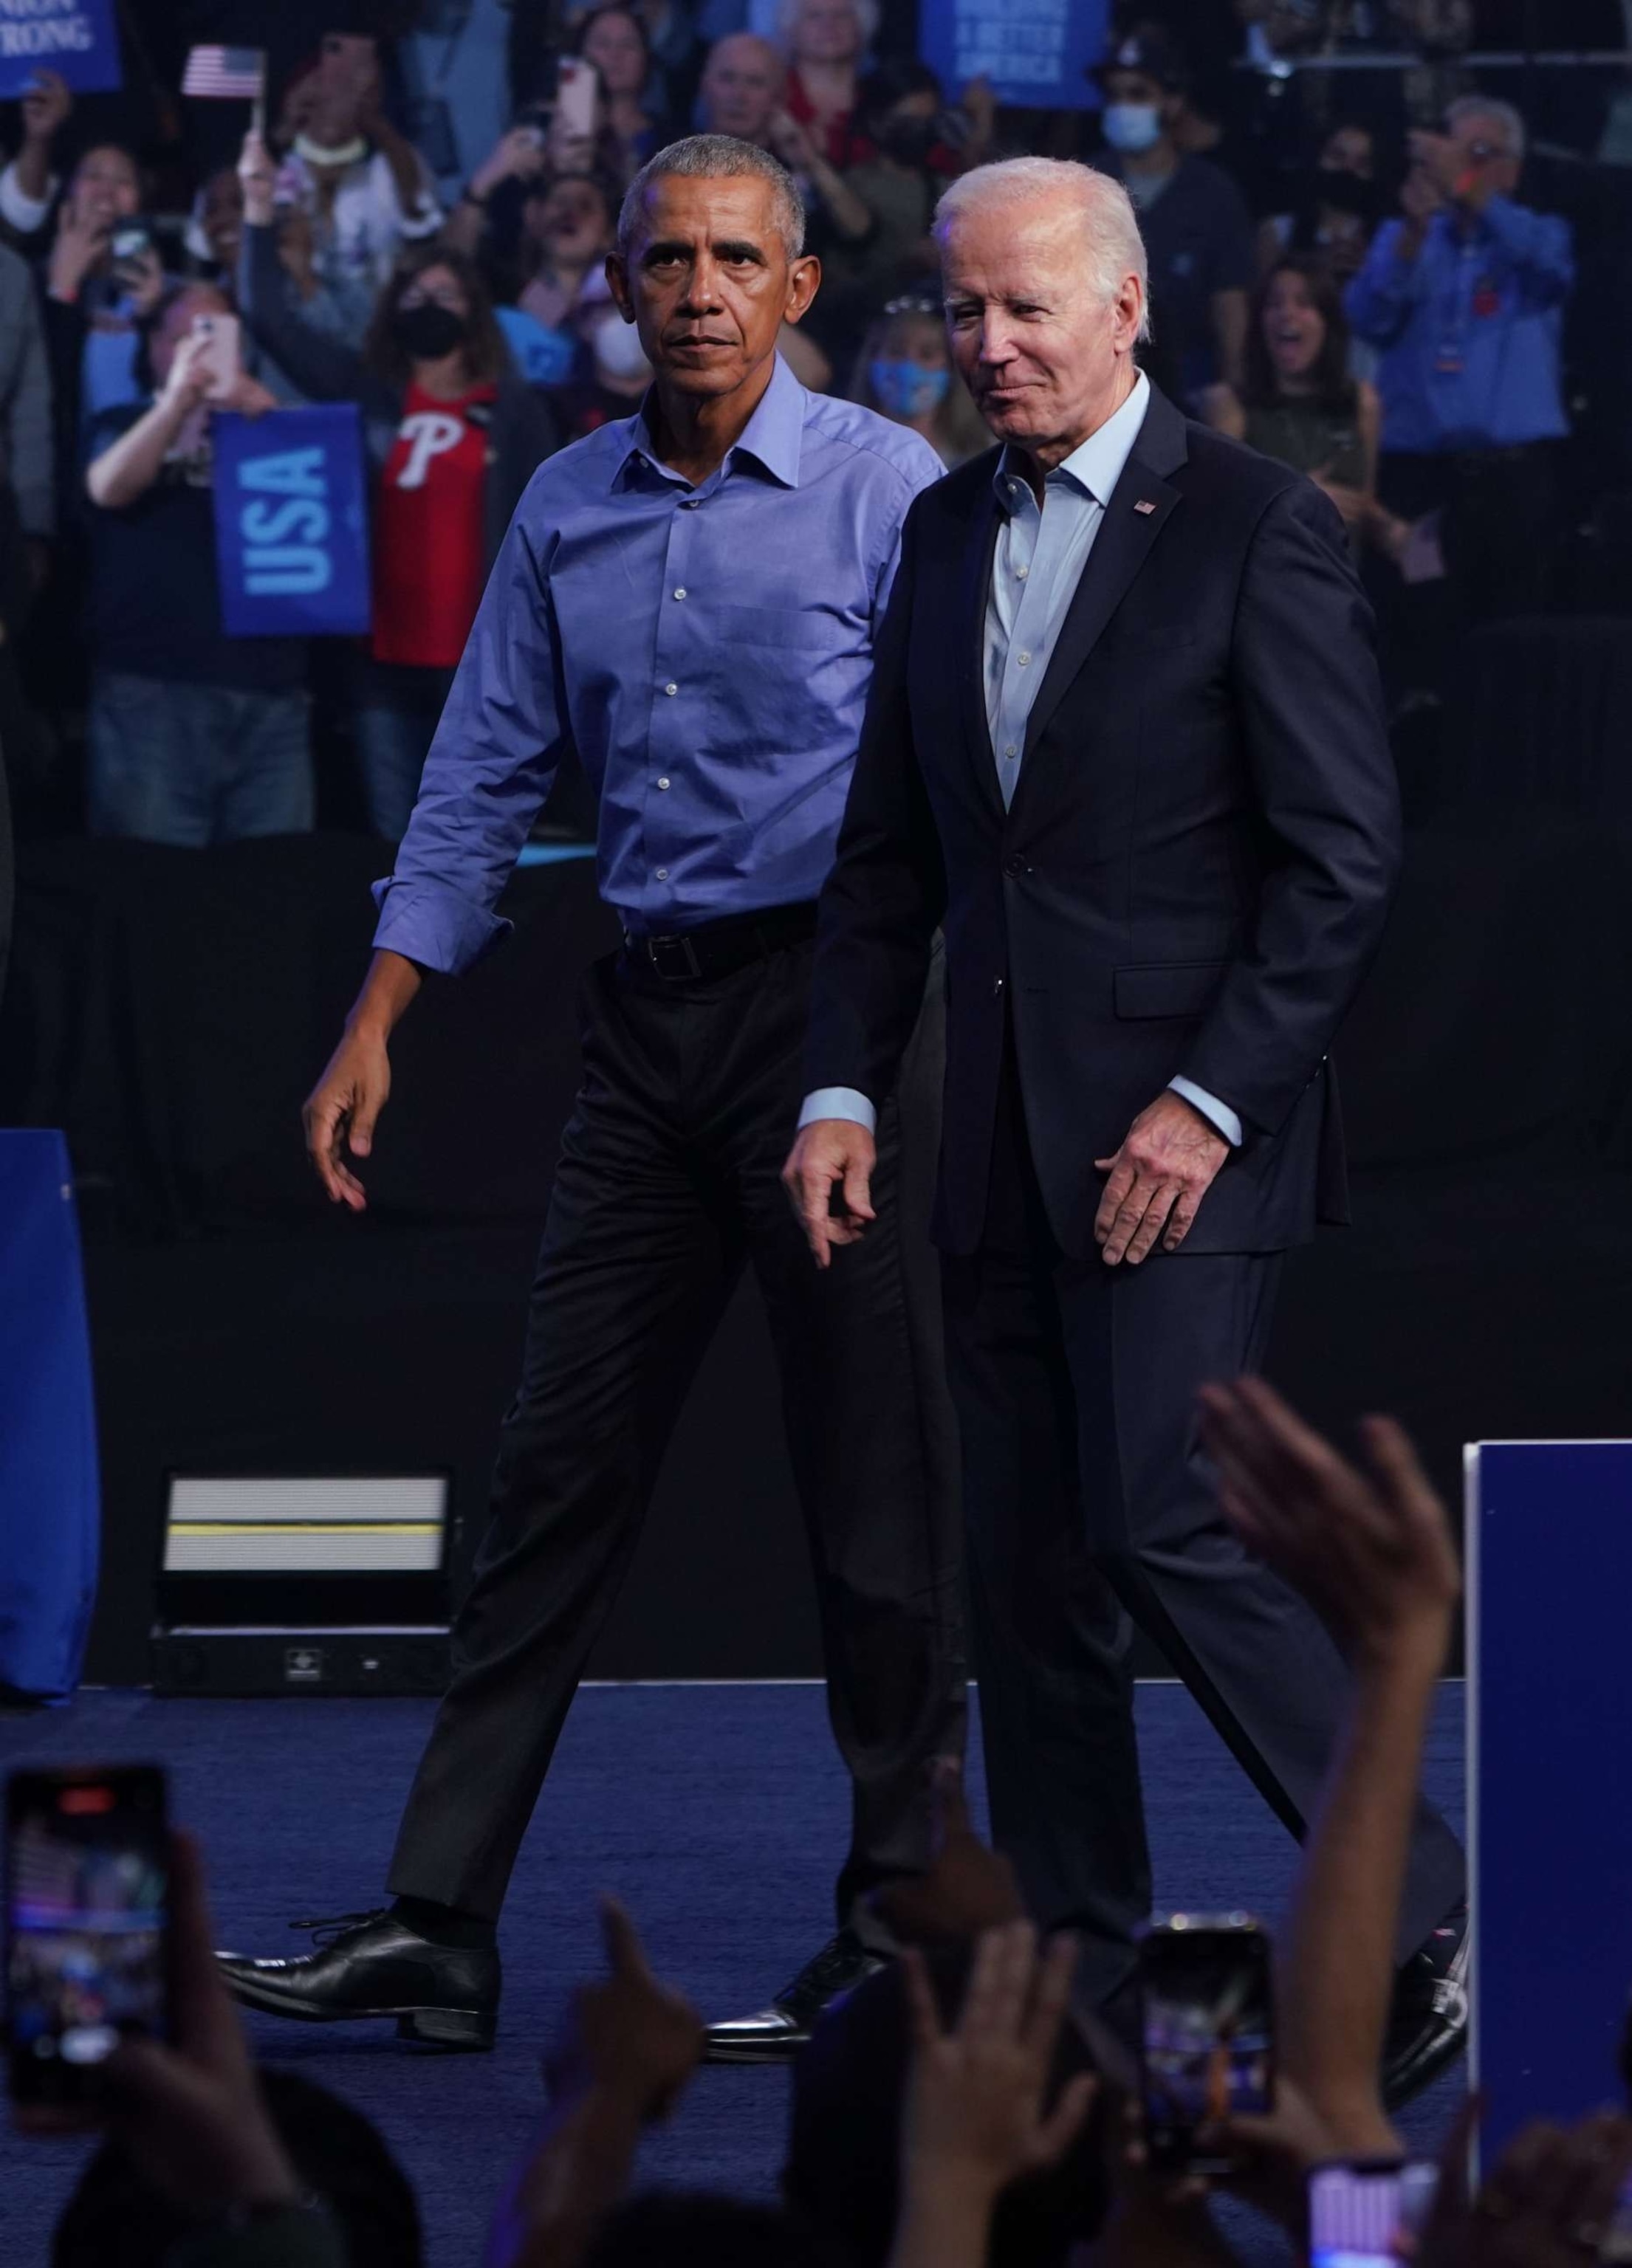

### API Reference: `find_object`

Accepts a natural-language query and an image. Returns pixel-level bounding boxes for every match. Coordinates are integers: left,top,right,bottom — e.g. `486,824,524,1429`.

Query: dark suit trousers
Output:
388,935,967,1925
943,1048,1464,1999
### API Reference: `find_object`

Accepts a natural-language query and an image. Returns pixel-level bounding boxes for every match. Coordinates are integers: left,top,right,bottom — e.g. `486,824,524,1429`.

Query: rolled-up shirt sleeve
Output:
372,484,572,975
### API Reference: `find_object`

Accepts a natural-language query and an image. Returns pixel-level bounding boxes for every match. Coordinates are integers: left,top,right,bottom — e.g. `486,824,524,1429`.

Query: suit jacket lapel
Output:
956,472,1006,822
1012,391,1189,802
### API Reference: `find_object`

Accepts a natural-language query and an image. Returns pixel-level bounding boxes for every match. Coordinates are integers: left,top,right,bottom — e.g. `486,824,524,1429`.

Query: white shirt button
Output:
1016,564,1029,580
655,867,669,880
656,777,670,790
664,682,678,696
1017,650,1031,667
673,588,687,599
1004,743,1017,758
682,498,699,509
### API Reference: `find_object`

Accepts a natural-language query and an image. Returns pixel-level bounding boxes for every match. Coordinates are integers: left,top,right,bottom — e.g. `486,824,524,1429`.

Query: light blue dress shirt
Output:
803,369,1241,1150
371,354,942,975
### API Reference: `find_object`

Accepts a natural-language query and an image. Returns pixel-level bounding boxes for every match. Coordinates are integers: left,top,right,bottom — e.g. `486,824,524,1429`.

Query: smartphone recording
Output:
1138,1912,1274,2171
5,1766,170,2103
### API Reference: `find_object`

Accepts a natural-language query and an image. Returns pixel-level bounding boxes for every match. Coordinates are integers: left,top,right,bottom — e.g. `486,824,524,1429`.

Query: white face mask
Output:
594,311,651,382
292,131,368,169
1103,101,1164,154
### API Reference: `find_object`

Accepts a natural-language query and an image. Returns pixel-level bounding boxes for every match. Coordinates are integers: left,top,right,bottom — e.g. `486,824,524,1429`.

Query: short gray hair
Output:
617,133,806,261
1445,93,1525,159
933,157,1151,342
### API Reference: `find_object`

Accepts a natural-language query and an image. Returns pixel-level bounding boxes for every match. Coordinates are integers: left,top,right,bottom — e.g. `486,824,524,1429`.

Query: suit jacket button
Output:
1004,853,1026,878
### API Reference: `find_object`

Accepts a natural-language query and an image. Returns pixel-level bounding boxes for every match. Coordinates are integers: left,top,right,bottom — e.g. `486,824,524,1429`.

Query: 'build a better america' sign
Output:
0,0,121,94
920,0,1106,111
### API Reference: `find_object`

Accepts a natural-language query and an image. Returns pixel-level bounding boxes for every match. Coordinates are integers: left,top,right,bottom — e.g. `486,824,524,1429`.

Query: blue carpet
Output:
0,1683,1465,2265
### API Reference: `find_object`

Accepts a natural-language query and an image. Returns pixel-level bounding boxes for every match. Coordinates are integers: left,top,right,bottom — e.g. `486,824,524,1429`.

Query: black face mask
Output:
1314,166,1379,221
880,114,938,166
391,300,467,361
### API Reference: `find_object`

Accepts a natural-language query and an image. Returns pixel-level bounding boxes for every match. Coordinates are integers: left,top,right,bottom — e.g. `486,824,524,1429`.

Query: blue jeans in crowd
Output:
88,670,313,847
351,655,458,842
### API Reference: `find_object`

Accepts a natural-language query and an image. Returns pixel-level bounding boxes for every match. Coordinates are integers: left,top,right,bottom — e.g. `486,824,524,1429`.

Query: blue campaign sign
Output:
212,404,372,639
919,0,1108,111
1467,1440,1632,2159
0,0,122,95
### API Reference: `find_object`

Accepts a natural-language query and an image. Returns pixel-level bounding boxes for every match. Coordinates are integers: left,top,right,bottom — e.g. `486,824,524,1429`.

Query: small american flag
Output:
182,46,265,100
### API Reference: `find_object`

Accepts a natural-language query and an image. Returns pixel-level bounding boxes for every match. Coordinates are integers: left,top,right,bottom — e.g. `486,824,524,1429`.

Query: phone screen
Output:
554,57,598,141
5,1767,169,2101
192,312,241,402
1139,1917,1274,2170
1309,2162,1405,2268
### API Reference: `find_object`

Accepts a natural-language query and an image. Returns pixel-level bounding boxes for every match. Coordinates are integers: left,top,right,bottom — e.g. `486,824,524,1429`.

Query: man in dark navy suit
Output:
784,155,1467,2105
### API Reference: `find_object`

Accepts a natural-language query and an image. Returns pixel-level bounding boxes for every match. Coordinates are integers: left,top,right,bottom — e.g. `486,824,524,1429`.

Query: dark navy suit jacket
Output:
804,382,1402,1258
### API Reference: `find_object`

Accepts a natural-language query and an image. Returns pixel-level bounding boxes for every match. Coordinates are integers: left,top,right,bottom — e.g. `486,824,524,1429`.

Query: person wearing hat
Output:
1089,25,1254,405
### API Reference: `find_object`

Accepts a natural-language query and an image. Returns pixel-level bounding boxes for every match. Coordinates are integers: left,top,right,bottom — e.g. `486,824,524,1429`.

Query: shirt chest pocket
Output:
712,602,862,652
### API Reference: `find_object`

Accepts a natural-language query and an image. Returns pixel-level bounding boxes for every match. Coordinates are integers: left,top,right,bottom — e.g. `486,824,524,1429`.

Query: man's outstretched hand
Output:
782,1117,877,1268
1094,1092,1229,1265
304,1023,391,1211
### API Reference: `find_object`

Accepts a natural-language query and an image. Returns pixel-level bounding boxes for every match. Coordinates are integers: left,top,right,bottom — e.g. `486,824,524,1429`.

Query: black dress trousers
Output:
942,1045,1464,2000
389,930,966,1925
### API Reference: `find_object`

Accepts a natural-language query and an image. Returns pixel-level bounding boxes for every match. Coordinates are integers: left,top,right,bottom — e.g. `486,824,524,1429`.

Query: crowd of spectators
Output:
0,0,1622,859
24,1379,1632,2267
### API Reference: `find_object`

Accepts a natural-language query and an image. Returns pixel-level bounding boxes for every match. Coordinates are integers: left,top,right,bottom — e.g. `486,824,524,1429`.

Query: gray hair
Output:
617,133,806,261
1445,93,1525,159
933,157,1151,343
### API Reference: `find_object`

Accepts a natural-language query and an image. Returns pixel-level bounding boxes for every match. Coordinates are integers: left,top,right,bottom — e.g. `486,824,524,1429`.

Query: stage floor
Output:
0,1681,1465,2265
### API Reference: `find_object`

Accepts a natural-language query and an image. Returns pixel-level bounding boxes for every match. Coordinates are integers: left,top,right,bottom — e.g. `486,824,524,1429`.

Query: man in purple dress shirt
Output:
215,136,964,2061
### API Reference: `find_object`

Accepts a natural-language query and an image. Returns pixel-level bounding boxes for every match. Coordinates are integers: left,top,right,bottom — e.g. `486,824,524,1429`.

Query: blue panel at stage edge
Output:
1469,1440,1632,2156
919,0,1106,111
0,1131,100,1699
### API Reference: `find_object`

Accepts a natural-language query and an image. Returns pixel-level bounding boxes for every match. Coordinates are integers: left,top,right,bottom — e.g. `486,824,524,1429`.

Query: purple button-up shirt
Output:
371,354,942,974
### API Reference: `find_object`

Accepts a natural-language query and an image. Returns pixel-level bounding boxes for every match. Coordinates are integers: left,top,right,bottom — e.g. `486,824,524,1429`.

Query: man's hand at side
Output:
304,949,424,1210
1094,1092,1229,1265
304,1024,391,1211
782,1118,877,1269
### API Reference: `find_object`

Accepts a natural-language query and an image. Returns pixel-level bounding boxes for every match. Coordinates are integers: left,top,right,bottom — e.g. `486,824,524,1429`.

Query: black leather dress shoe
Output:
1382,1900,1469,2109
704,1930,885,2065
216,1911,500,2050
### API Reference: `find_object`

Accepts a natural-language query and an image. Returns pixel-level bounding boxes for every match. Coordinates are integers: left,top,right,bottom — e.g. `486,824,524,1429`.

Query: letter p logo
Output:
394,412,464,491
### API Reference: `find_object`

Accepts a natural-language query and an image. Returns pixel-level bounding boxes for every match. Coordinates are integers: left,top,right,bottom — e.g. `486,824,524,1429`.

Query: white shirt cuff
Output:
798,1087,877,1133
0,161,55,235
1168,1077,1242,1148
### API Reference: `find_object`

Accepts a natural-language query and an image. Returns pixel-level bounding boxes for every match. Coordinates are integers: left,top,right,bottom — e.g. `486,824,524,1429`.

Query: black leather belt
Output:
621,900,819,983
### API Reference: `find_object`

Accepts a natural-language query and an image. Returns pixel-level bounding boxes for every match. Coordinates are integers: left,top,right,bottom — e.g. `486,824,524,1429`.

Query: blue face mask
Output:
870,357,951,419
1102,101,1164,154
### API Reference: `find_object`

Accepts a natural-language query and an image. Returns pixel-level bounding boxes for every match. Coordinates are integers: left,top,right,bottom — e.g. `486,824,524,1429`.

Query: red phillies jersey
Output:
371,381,497,669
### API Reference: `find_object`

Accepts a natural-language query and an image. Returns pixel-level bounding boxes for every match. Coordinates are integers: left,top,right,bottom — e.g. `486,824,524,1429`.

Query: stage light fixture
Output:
151,1471,456,1697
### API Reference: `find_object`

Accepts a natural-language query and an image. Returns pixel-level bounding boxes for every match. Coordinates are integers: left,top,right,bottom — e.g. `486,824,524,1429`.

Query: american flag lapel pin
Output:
1134,498,1157,515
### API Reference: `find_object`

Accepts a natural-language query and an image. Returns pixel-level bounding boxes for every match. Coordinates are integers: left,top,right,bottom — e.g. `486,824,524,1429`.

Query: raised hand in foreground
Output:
1416,2105,1632,2268
544,1894,704,2120
888,1921,1096,2268
871,1755,1026,1950
1199,1378,1460,2147
487,1899,703,2268
1199,1376,1459,1671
